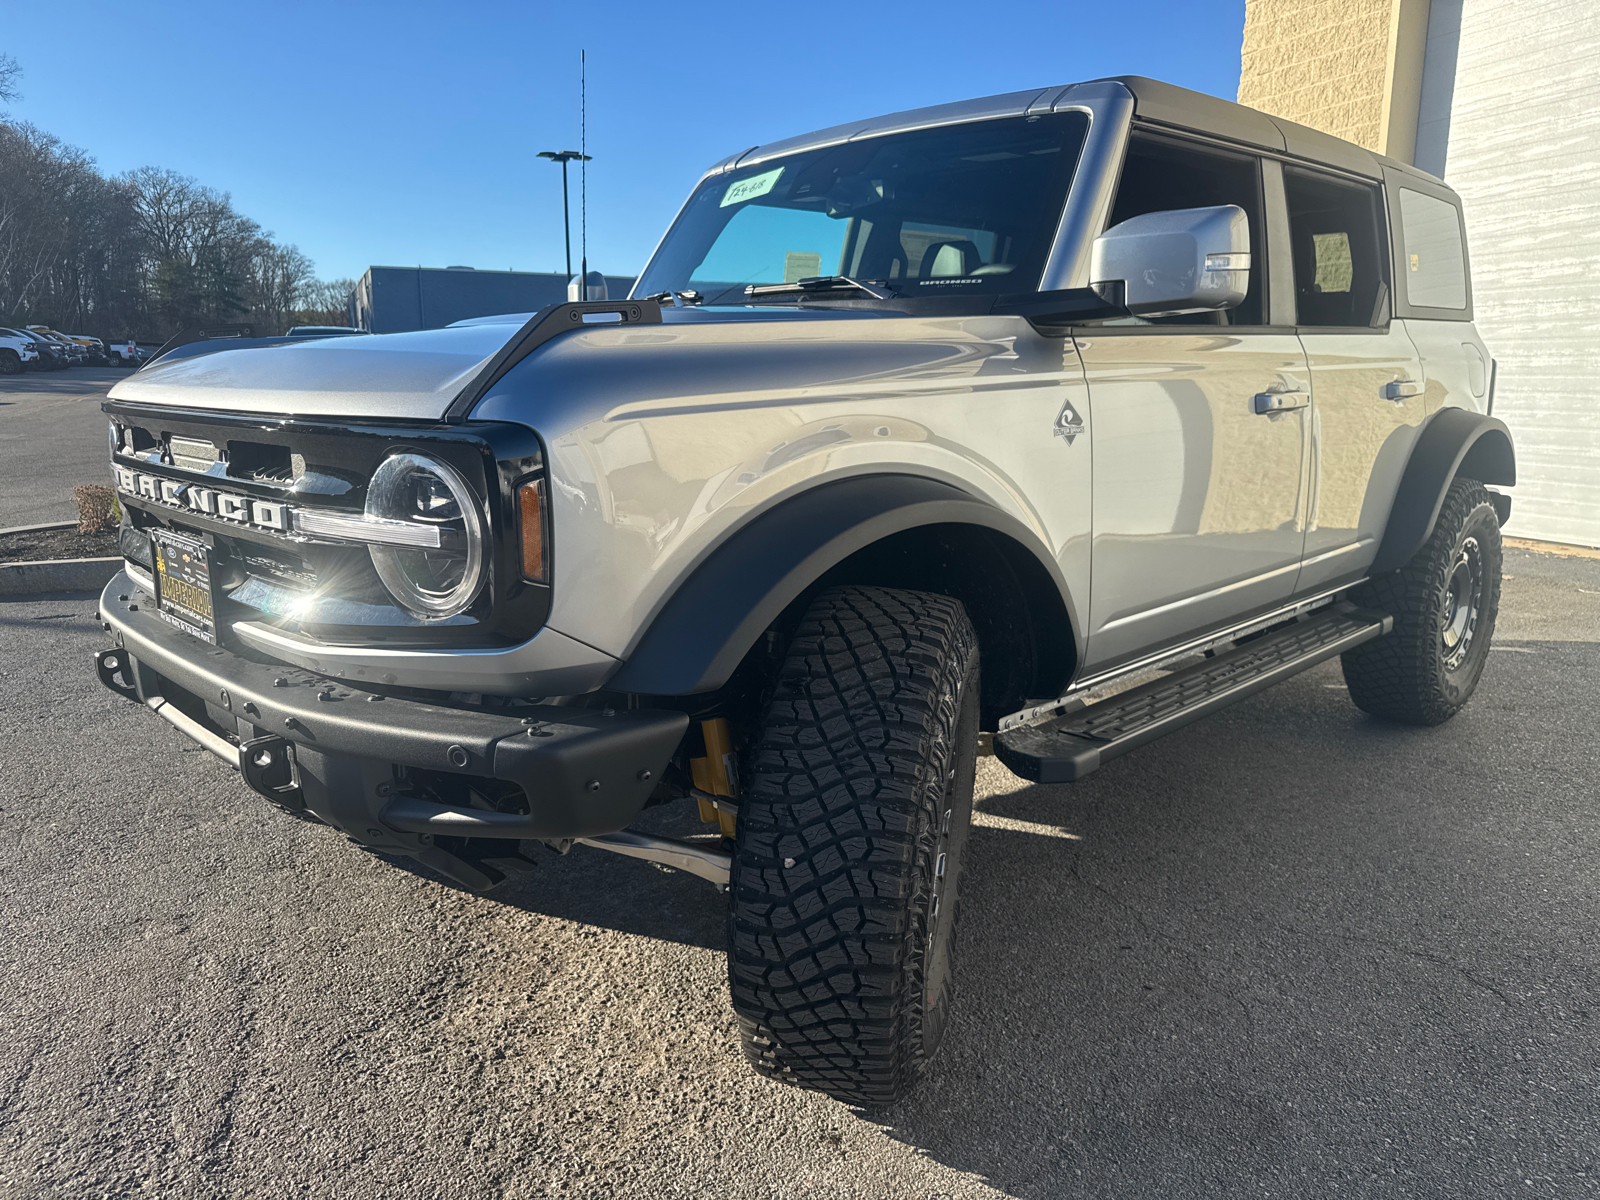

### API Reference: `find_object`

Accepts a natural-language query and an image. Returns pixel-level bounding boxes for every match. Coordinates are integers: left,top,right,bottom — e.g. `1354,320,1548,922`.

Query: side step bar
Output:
995,603,1392,783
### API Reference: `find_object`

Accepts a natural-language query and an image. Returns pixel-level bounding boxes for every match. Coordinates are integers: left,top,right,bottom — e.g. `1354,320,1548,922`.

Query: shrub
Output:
72,484,117,532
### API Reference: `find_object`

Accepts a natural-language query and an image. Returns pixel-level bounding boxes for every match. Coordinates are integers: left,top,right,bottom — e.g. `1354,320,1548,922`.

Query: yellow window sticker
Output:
721,167,784,208
1409,253,1420,272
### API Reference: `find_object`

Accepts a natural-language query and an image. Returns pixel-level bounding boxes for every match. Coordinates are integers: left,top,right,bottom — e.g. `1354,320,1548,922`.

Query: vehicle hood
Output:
106,324,525,421
106,307,890,422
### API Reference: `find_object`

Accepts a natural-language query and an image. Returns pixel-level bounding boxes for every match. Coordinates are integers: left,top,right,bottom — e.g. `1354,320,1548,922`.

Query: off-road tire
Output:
1342,477,1502,725
729,585,980,1107
0,349,20,375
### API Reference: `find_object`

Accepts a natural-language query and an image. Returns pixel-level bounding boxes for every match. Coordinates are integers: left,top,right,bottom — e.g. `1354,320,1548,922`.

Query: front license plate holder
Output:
151,527,219,644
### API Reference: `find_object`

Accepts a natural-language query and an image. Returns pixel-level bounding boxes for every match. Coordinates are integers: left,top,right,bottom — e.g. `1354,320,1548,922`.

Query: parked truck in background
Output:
27,325,106,365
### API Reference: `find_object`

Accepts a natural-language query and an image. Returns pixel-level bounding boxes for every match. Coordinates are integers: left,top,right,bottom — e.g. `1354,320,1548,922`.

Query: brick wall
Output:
1238,0,1394,150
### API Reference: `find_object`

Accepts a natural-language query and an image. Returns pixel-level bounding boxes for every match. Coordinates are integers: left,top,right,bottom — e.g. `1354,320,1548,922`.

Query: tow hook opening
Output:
240,735,304,811
94,648,138,702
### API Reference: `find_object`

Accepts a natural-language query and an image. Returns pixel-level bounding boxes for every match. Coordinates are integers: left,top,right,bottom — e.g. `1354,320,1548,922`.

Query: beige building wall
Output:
1238,0,1432,162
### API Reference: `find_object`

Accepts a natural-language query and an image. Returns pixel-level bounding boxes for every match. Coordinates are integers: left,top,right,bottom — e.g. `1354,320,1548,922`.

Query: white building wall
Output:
1443,0,1600,546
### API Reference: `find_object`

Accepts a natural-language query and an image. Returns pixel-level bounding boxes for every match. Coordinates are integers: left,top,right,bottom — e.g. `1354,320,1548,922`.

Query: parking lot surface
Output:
0,369,125,528
1,375,1597,1198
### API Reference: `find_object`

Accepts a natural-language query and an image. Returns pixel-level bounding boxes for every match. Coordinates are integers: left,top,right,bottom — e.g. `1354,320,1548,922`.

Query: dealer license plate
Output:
152,528,217,644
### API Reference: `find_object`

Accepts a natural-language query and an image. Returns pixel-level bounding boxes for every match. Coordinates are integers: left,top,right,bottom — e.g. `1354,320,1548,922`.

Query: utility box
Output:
348,266,637,333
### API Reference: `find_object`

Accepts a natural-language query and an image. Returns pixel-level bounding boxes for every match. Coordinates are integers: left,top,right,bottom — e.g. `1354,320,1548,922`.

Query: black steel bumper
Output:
96,571,688,888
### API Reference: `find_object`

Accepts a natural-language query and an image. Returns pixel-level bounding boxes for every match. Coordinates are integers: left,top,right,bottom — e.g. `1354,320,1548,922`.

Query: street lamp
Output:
537,149,591,279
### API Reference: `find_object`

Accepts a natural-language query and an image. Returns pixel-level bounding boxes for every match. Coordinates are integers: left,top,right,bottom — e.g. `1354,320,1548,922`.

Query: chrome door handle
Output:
1253,390,1310,414
1381,379,1422,401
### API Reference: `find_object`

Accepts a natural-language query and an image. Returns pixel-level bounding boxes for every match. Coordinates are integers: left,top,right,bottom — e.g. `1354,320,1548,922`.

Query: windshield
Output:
634,111,1089,304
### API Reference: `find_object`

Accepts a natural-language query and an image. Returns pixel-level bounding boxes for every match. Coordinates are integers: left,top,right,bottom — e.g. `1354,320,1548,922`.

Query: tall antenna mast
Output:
585,49,592,299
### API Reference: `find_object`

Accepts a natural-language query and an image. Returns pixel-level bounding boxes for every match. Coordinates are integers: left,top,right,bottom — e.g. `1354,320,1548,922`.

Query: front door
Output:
1077,132,1311,675
1080,331,1311,671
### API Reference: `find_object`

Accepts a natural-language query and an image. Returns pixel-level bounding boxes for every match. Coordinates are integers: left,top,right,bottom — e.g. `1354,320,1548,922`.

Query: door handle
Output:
1253,390,1310,414
1381,379,1422,401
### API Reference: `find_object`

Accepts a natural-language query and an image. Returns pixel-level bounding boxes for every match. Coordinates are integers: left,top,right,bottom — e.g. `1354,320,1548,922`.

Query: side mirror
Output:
1090,204,1250,317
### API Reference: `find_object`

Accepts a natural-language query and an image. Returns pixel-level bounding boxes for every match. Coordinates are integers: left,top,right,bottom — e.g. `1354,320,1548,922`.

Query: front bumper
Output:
97,571,688,888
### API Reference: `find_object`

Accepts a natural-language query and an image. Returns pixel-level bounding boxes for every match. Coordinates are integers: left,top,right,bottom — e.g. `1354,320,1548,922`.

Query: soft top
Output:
715,75,1445,189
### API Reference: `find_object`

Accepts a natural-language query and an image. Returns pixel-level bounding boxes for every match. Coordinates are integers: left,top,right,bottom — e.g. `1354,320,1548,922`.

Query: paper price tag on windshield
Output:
784,252,822,283
721,168,783,208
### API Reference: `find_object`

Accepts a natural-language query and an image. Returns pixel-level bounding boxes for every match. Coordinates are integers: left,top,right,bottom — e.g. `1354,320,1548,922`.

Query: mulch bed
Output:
0,526,119,563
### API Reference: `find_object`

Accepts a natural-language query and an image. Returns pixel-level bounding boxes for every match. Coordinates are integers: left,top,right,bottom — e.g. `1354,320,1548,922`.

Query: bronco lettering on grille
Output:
114,465,290,532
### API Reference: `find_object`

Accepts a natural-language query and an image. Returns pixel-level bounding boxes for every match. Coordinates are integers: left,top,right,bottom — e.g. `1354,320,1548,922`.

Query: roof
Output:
713,75,1446,187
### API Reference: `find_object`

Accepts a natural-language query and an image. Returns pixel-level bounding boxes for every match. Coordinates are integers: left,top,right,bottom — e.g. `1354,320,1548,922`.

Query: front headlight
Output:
365,452,486,619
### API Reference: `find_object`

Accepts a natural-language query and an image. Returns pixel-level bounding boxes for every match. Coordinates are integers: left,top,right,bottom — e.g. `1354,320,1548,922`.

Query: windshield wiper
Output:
744,276,896,301
643,289,704,307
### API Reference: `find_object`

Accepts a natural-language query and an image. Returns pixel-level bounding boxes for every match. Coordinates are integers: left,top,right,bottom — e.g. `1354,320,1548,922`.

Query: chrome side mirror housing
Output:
1089,204,1250,316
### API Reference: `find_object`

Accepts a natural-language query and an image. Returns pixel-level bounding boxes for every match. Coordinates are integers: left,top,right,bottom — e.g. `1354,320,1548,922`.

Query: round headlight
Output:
365,452,485,619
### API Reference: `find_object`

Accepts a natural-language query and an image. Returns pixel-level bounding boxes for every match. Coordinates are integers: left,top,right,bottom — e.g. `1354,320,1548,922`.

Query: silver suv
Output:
95,76,1513,1106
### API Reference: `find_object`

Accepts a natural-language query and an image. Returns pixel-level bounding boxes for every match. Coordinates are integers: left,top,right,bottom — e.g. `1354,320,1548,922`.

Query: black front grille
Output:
107,404,552,649
226,439,295,483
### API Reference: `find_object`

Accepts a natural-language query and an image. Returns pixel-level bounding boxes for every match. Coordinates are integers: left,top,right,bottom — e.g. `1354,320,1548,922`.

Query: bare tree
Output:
0,55,20,109
244,242,314,334
1,106,356,339
293,276,356,326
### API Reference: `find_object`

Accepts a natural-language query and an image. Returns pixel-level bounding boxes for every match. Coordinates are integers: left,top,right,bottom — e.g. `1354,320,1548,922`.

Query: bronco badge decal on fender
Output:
1054,398,1085,445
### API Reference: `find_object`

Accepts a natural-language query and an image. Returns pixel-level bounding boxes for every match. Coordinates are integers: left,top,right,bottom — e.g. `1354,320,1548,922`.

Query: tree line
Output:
0,58,352,340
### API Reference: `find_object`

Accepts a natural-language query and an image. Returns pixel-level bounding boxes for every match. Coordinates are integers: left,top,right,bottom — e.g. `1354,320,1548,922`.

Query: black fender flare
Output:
1371,407,1515,574
607,473,1078,696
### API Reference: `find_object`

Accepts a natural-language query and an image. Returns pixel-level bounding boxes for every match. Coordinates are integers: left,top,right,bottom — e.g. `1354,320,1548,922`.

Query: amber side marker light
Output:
518,477,549,582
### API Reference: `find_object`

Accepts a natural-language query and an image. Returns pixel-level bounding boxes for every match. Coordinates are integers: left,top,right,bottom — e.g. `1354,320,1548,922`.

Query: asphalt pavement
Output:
0,368,125,528
1,375,1598,1197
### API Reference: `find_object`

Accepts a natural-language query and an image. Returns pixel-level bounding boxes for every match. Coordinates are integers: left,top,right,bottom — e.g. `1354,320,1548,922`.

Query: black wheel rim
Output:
1440,535,1483,672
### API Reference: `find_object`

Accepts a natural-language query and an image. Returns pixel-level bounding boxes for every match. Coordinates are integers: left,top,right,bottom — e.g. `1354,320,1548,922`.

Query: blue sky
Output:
2,0,1245,284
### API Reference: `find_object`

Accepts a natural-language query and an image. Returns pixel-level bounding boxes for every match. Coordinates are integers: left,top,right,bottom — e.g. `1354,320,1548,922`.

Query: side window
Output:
1283,168,1388,328
1398,188,1468,310
1104,135,1266,326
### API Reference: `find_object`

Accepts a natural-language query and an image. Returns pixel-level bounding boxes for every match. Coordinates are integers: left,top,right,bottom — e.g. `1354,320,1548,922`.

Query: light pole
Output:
537,149,591,280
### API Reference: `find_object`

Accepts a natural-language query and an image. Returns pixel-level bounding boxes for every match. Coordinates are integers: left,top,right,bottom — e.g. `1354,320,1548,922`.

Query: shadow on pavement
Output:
388,802,729,952
862,647,1600,1196
282,641,1599,1197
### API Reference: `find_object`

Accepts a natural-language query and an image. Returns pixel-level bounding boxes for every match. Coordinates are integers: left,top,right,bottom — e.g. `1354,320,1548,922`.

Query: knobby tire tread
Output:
1342,477,1502,725
728,585,977,1107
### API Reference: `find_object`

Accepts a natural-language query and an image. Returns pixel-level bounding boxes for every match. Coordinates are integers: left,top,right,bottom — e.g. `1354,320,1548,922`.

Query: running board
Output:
994,604,1392,784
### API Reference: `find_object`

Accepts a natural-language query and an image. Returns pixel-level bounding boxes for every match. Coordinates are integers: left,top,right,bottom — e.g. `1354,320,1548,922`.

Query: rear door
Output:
1278,163,1427,592
1080,133,1312,673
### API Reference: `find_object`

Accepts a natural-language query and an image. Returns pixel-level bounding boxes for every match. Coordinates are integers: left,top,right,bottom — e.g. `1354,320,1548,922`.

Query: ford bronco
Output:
95,76,1513,1106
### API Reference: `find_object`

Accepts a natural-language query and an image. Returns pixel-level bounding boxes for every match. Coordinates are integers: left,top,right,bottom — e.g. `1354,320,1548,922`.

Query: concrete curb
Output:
0,520,77,538
1505,536,1600,560
0,557,121,596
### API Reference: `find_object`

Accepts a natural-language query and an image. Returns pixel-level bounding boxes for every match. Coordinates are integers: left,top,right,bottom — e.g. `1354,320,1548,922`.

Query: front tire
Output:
1342,477,1503,725
729,585,980,1107
0,349,20,375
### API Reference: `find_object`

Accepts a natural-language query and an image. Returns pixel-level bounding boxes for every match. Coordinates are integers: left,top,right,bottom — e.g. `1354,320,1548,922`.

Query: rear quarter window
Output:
1399,188,1468,310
